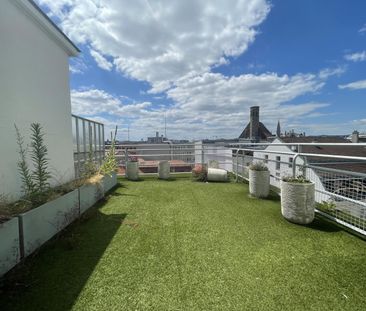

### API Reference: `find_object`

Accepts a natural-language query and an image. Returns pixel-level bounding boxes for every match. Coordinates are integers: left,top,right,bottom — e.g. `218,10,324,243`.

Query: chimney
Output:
250,106,260,142
352,130,359,143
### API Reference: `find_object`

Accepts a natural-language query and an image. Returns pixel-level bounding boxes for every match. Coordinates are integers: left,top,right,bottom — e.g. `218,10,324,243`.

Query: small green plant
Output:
317,200,336,212
249,161,268,171
192,164,208,182
14,123,52,207
30,123,51,193
82,143,98,179
15,124,35,197
282,175,311,183
99,126,118,176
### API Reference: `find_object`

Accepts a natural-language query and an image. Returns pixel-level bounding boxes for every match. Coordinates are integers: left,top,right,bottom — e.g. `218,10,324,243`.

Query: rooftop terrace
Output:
1,176,366,310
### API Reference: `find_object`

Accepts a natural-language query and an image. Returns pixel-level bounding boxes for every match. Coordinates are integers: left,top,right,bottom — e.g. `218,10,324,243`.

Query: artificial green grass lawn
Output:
1,176,366,310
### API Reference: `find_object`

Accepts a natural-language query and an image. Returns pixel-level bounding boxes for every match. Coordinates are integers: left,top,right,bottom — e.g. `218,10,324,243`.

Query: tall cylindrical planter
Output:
126,161,139,181
281,181,315,224
158,161,170,179
207,168,228,182
249,169,270,198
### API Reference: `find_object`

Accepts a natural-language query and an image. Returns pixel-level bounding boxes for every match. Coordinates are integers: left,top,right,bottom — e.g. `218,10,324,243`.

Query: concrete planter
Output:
158,161,170,179
0,218,20,276
281,181,315,224
79,182,104,215
19,189,79,257
207,168,228,182
102,172,117,193
249,169,270,198
126,161,139,181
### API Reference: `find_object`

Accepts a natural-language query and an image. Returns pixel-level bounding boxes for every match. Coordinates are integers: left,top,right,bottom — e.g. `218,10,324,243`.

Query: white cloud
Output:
37,0,271,92
359,24,366,34
69,57,88,74
338,79,366,90
90,49,113,71
69,70,332,139
71,88,152,116
344,51,366,62
318,66,346,79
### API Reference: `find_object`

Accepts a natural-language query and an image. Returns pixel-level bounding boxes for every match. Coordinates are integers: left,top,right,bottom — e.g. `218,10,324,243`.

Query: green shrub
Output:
249,161,268,171
282,175,311,183
192,164,207,182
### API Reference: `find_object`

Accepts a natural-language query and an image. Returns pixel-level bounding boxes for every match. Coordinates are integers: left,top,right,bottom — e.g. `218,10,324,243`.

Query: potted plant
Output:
158,160,170,180
126,156,139,181
192,164,207,182
281,175,315,224
248,162,270,198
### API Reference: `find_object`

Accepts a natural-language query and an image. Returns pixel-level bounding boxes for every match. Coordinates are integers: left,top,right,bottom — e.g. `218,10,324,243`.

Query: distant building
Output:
347,130,366,143
252,136,366,205
147,131,166,144
239,106,273,142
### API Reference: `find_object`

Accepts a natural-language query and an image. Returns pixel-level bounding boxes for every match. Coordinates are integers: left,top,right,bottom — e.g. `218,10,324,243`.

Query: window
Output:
289,157,293,168
264,155,268,164
276,156,281,170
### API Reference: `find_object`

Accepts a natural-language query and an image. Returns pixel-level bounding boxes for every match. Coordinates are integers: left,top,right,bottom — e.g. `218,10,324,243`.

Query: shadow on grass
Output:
305,215,341,233
0,202,126,311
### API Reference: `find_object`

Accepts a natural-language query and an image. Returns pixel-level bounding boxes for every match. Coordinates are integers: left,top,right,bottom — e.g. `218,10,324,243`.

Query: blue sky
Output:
37,0,366,140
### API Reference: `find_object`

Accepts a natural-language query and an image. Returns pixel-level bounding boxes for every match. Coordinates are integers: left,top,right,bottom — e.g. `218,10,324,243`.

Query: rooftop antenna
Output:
164,113,167,138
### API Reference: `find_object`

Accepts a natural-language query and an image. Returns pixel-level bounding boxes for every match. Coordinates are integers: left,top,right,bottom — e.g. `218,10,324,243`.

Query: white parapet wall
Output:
0,0,78,200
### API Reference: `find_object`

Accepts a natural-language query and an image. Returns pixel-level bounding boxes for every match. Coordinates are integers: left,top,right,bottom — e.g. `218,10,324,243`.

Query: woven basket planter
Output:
158,161,170,180
126,161,139,181
249,169,270,198
207,168,228,182
281,181,315,224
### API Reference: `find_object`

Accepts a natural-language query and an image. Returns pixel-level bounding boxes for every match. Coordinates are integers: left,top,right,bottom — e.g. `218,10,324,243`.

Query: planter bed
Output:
0,217,21,276
19,189,79,257
102,172,117,193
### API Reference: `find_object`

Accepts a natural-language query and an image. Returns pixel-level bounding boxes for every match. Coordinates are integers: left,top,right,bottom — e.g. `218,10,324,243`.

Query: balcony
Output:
2,176,366,310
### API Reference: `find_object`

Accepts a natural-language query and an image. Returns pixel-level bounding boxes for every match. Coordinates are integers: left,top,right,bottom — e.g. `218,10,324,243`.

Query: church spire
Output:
276,120,281,137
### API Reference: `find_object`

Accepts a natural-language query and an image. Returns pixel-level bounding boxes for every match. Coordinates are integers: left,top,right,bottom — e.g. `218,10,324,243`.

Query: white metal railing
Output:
111,141,366,236
230,142,366,236
72,115,105,178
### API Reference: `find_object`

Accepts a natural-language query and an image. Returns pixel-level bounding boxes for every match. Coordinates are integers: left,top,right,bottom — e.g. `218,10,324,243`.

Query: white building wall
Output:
0,0,76,199
253,138,329,201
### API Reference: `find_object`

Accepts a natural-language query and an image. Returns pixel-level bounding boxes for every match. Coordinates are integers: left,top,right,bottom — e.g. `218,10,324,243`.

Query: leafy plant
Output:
317,200,336,212
82,143,98,179
30,123,51,193
282,175,311,183
249,161,268,171
192,164,208,182
99,126,118,176
15,124,35,197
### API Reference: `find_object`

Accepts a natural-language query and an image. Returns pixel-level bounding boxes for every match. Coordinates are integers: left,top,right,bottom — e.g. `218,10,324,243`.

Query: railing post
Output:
235,149,239,182
292,153,300,177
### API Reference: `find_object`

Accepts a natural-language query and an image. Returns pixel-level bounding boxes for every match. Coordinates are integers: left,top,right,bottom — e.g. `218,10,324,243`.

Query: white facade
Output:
0,0,79,199
253,138,329,202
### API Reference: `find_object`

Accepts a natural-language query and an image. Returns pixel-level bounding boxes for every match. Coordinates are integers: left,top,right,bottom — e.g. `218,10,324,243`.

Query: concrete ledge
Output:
0,217,20,276
79,183,104,215
102,172,117,193
19,189,79,257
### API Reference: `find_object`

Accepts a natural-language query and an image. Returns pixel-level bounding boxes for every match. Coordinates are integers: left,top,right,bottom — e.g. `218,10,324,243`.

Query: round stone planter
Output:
126,161,139,181
281,181,315,224
249,169,270,198
207,168,228,182
158,160,170,179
